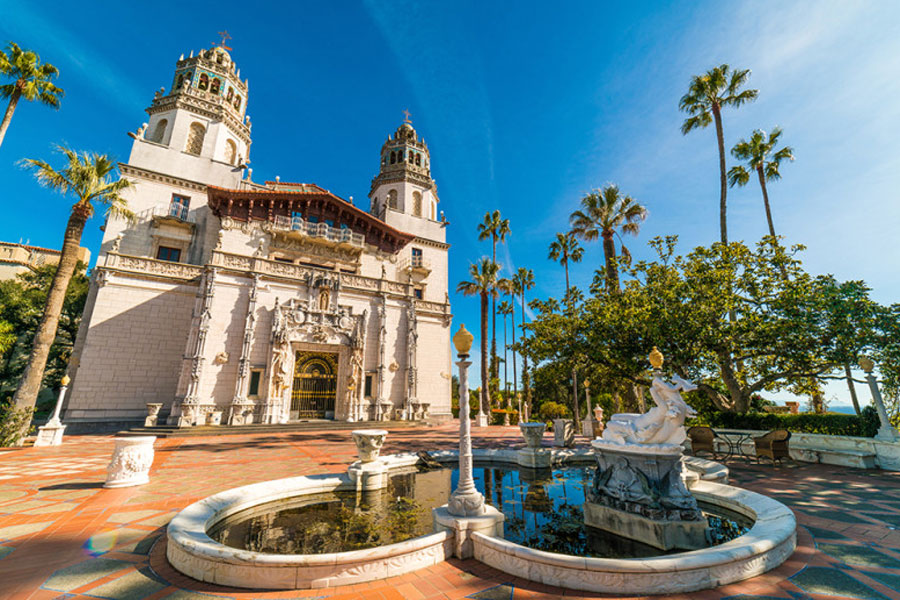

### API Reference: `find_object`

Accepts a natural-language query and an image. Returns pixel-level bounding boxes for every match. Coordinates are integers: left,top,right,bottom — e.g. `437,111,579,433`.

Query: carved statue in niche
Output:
318,287,330,311
270,330,291,399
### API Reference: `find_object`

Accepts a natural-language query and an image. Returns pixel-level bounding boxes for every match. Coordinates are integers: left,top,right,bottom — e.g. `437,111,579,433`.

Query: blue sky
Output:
2,1,899,406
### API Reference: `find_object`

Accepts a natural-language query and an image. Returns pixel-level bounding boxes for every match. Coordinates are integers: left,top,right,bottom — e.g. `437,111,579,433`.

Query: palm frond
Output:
727,165,750,187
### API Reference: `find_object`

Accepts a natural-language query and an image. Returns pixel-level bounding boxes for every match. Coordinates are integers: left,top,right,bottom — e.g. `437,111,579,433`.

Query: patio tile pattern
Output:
0,425,898,599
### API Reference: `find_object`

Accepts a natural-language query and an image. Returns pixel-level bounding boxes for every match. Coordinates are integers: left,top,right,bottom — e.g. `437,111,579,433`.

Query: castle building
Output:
64,44,452,429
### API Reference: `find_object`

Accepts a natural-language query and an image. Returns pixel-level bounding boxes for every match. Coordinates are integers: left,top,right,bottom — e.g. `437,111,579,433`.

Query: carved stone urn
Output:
351,429,388,463
519,422,546,449
104,436,156,488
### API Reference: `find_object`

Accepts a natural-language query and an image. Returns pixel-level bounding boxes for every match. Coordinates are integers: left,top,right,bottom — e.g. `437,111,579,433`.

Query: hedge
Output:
691,406,880,437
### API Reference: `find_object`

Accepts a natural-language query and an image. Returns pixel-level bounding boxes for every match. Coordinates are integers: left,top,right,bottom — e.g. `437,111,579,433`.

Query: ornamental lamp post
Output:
448,324,485,516
859,357,900,442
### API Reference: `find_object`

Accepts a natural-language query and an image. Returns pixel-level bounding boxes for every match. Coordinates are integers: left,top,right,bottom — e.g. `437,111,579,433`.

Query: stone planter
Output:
145,403,162,427
553,419,575,447
351,429,388,463
104,436,156,488
519,422,546,449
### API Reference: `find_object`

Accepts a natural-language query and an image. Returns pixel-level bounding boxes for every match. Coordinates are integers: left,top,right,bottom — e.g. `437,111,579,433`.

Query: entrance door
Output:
291,352,338,419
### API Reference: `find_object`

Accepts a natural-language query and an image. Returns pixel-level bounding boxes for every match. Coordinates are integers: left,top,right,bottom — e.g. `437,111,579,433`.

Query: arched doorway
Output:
291,352,338,419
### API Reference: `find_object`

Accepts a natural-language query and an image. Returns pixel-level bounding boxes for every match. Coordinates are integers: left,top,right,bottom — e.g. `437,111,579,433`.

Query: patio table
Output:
714,429,755,460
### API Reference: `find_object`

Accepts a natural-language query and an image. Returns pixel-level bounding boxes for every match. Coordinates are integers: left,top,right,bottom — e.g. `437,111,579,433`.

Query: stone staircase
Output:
118,419,419,438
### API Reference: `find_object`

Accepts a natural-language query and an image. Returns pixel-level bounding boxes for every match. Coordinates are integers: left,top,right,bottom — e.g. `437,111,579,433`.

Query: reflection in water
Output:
210,465,749,557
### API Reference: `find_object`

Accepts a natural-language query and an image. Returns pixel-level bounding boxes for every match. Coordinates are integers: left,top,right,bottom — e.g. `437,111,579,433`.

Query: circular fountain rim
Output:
166,448,793,591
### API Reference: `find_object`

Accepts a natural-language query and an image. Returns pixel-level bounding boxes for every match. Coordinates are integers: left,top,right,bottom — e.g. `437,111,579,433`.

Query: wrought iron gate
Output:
291,352,337,419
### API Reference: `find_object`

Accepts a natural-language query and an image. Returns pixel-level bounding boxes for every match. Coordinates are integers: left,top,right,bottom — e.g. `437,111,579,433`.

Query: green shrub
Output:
537,401,569,422
691,406,879,437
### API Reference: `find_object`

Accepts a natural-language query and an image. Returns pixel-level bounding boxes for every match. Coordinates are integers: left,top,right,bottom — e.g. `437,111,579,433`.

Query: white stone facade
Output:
64,45,452,428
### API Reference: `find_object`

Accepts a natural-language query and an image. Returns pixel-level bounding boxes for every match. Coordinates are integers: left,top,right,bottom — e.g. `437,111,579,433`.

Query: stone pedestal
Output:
475,412,489,427
104,436,156,488
553,419,575,447
34,422,66,447
516,447,551,468
207,410,223,426
433,504,504,559
348,460,390,491
582,418,601,439
585,439,707,551
144,403,162,427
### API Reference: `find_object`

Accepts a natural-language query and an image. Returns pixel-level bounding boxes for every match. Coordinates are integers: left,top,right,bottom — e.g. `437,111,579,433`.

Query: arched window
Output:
388,190,398,209
408,152,414,164
415,153,421,166
182,72,193,89
398,150,404,162
390,151,396,164
233,95,242,110
185,122,206,155
175,73,183,90
151,119,168,143
198,73,209,91
211,78,221,95
412,192,422,217
224,139,237,165
226,87,234,102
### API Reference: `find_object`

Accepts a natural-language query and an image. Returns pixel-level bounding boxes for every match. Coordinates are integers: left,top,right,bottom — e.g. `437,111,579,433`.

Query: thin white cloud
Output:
0,4,145,116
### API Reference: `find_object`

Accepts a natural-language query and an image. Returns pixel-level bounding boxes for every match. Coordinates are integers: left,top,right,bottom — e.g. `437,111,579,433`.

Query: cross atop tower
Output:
402,109,412,123
217,30,232,50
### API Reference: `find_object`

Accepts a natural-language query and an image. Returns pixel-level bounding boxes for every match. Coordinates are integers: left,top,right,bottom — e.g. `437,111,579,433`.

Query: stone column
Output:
434,324,504,559
34,376,69,447
860,357,900,442
582,379,597,439
230,274,259,425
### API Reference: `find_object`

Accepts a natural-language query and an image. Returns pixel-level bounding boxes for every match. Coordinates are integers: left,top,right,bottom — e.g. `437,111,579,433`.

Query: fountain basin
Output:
472,479,795,594
166,448,793,592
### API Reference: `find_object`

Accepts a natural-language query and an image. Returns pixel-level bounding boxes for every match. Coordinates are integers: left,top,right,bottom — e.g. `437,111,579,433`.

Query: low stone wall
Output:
472,480,796,595
702,429,900,470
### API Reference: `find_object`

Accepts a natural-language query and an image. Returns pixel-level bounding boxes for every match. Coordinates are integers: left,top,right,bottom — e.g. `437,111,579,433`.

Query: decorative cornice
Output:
411,236,450,250
369,171,435,196
147,92,251,145
119,163,208,192
207,186,415,254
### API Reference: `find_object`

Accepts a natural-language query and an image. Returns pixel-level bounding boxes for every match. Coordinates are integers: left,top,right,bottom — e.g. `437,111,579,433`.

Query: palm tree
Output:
548,231,584,429
12,146,134,427
511,267,534,420
679,64,758,244
457,258,500,420
547,232,583,294
477,210,511,402
569,184,647,293
499,278,517,411
498,299,514,413
0,42,64,150
727,127,794,239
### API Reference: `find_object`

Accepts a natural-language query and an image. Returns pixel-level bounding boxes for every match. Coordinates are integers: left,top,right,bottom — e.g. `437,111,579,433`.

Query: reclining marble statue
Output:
584,347,709,551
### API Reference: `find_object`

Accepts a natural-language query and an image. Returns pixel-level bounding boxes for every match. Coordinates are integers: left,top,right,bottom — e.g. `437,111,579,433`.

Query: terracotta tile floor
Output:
1,424,899,600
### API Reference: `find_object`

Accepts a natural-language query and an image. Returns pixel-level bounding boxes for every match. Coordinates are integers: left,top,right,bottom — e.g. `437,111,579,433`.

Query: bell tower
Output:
369,114,444,243
128,38,252,187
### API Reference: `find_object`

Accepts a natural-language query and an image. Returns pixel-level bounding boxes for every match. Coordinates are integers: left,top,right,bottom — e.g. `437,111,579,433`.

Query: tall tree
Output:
500,277,518,414
549,231,584,428
12,146,134,430
457,258,500,420
727,127,795,239
569,184,647,293
498,299,514,407
548,232,583,293
511,267,535,420
477,210,511,405
679,64,758,244
0,42,64,150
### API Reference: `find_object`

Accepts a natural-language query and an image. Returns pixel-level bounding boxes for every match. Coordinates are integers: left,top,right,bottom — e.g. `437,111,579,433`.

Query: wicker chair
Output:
753,429,791,464
687,426,718,459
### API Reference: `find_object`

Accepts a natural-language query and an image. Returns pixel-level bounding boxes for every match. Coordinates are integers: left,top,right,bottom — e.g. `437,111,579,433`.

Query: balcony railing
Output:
272,215,365,247
401,255,432,273
153,202,194,223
